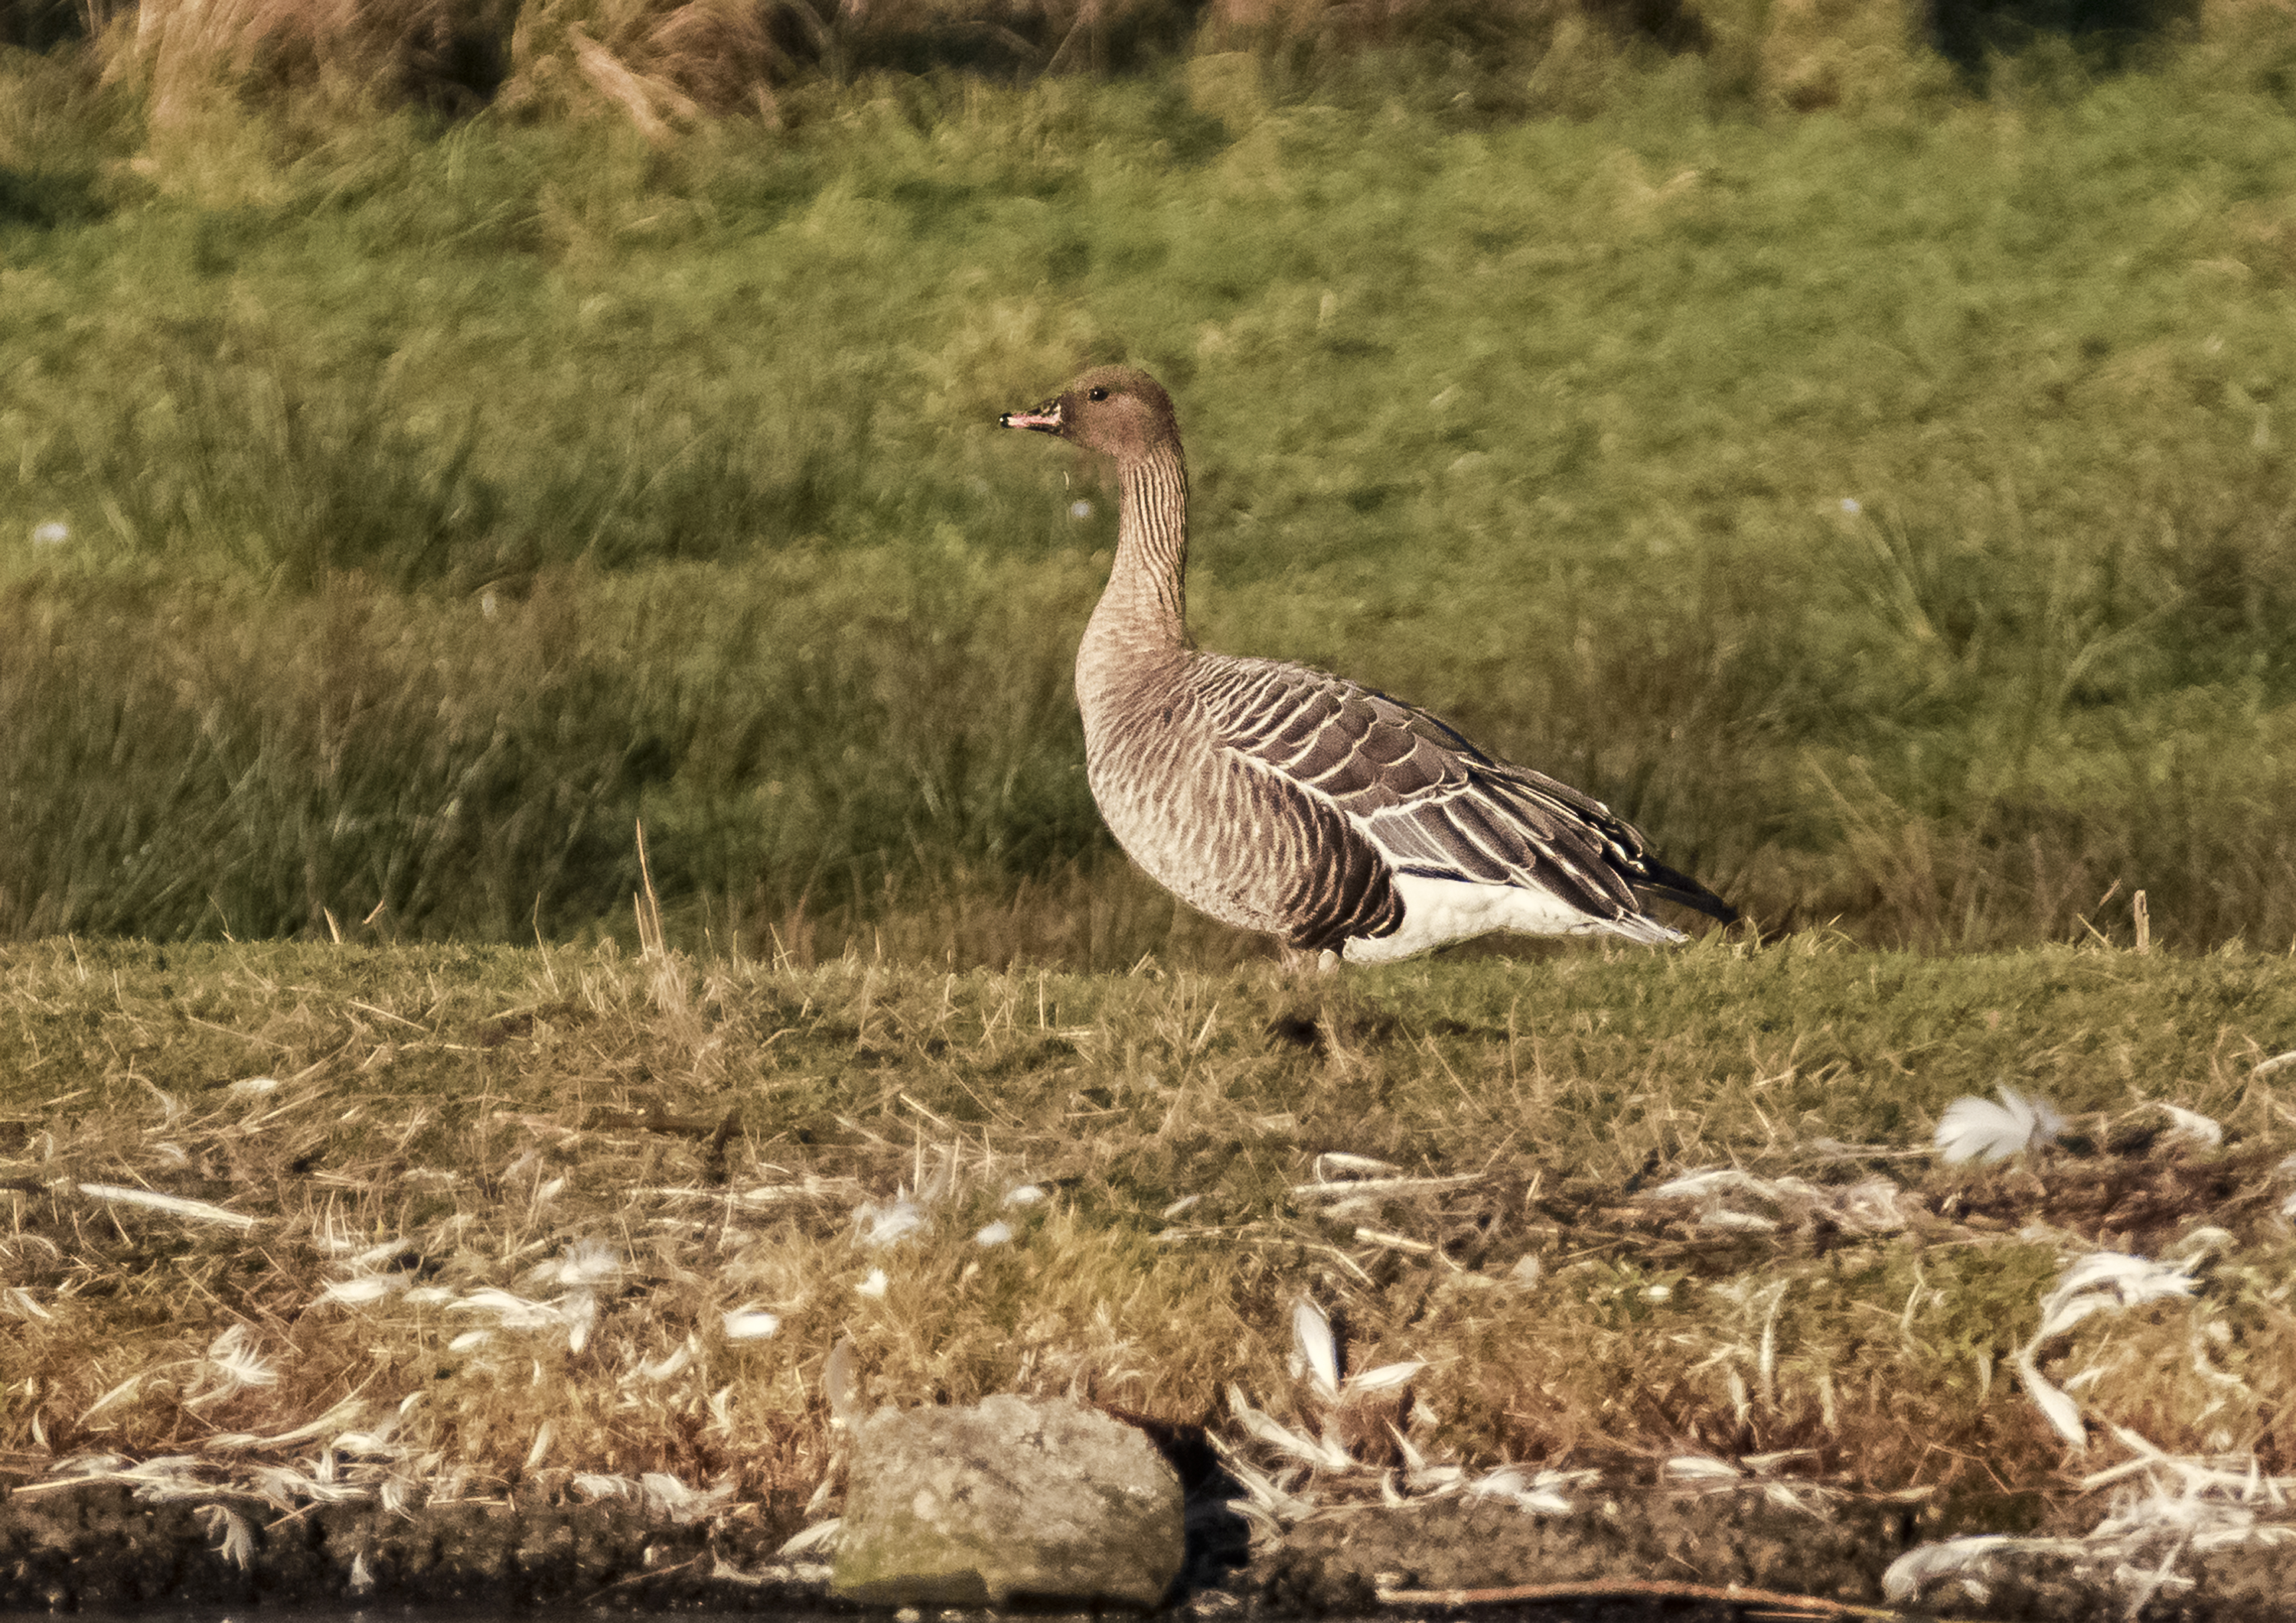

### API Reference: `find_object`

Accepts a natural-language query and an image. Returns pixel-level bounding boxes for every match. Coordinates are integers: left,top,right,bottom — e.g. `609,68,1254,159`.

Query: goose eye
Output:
1087,386,1108,401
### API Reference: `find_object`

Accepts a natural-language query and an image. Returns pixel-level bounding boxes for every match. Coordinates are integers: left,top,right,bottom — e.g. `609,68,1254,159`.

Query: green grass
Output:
7,33,2296,957
2,935,2291,1521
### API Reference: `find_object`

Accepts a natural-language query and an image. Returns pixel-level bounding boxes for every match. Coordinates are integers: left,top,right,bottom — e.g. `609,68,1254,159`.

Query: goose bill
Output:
1000,401,1063,433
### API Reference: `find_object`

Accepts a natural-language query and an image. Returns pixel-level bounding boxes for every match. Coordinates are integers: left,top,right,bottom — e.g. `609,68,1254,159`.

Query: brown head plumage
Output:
1000,367,1181,464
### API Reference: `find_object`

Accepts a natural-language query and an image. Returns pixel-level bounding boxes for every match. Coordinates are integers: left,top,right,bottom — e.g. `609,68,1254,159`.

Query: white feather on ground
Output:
1934,1086,2066,1164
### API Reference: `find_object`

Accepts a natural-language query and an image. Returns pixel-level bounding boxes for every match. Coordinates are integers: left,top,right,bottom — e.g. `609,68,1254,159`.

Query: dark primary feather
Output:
1192,656,1737,928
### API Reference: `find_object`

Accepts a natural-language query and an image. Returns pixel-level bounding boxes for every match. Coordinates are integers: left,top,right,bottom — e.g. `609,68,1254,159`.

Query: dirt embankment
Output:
10,1475,2296,1621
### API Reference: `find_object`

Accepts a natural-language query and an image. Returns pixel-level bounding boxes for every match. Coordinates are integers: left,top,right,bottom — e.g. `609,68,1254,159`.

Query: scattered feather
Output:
244,1462,362,1509
1208,1433,1316,1521
1229,1385,1352,1471
1935,1086,2065,1164
119,1455,207,1498
185,1325,281,1408
709,1554,771,1587
194,1503,256,1569
77,1182,261,1231
853,1198,926,1248
206,1398,369,1452
563,1289,601,1354
2009,1250,2200,1452
1292,1298,1340,1401
573,1472,638,1501
1883,1535,2014,1601
317,1275,409,1307
974,1220,1013,1247
2154,1104,2223,1149
527,1239,622,1289
345,1239,416,1274
1002,1185,1045,1206
2037,1251,2197,1341
1651,1168,1755,1201
1466,1465,1578,1514
779,1517,842,1556
1347,1360,1426,1393
5,1286,55,1320
1878,1481,2292,1614
722,1307,781,1340
333,1418,402,1456
2014,1347,2089,1450
640,1471,736,1524
48,1453,131,1479
1224,1494,1287,1540
856,1267,889,1298
80,1374,146,1422
2171,1225,2237,1261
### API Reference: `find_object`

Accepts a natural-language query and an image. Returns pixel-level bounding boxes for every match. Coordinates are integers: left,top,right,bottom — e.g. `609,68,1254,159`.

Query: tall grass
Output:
7,28,2296,960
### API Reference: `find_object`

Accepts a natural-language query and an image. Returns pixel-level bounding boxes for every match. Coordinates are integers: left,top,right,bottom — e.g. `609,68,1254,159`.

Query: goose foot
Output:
1277,945,1342,976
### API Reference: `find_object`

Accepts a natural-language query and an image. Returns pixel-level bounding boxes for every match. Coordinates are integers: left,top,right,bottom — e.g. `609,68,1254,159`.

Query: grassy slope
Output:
5,48,2296,952
3,935,2292,1521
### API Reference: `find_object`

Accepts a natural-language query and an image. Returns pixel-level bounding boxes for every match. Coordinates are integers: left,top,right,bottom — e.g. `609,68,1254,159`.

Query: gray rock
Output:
831,1395,1184,1608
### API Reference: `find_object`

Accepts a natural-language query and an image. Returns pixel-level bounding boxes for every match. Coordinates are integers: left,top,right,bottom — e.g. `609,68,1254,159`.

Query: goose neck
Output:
1094,444,1189,650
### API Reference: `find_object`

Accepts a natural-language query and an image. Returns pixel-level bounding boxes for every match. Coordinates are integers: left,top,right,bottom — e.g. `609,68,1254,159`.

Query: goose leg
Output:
1276,943,1342,976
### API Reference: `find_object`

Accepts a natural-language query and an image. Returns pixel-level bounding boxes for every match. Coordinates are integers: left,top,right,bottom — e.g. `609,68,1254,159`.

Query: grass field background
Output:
7,15,2296,1595
5,3,2296,963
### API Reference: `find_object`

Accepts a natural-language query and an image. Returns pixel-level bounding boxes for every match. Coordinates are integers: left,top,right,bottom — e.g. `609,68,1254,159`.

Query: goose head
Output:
1000,367,1180,463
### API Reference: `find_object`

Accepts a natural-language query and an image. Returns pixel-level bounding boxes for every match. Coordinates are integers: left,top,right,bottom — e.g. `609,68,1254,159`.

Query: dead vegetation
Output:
36,0,2265,155
2,930,2292,1605
70,0,1709,142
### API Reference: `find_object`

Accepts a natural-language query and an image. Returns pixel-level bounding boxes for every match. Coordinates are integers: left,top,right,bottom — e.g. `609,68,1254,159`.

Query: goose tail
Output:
1629,859,1740,927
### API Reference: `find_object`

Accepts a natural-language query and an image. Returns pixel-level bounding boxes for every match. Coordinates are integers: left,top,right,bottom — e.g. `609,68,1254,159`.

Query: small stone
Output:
832,1396,1182,1607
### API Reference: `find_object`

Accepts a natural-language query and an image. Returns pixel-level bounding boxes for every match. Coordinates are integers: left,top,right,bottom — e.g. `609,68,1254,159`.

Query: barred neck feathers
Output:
1093,443,1189,657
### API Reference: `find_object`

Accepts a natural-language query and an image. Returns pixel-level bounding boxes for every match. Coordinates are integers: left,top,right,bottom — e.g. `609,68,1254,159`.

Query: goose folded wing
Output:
1195,659,1648,922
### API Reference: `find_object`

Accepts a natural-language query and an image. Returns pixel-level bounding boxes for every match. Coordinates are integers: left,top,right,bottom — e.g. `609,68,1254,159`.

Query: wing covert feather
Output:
1192,655,1664,924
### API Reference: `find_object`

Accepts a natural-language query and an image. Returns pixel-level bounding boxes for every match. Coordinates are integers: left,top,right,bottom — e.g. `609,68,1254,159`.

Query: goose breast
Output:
1078,663,1405,950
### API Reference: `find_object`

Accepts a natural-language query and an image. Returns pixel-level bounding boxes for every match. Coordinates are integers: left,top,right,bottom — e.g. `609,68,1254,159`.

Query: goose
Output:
1000,366,1737,966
